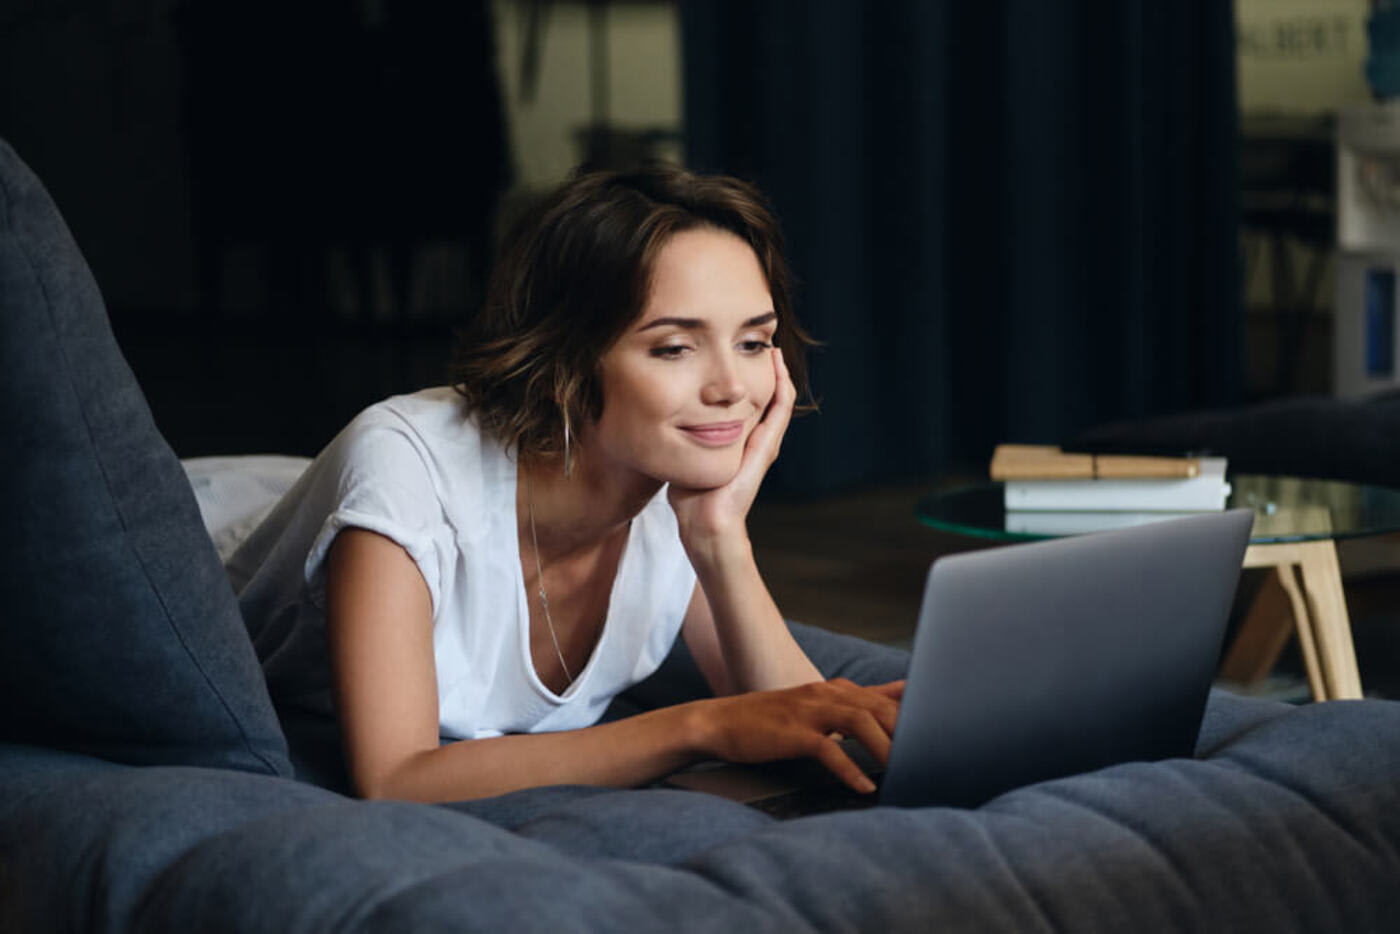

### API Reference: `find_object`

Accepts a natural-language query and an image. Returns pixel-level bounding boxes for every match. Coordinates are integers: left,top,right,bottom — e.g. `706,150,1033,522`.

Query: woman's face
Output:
590,227,779,490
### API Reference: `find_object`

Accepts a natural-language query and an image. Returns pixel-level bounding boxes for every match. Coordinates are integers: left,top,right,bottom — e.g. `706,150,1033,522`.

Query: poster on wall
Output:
1237,0,1370,115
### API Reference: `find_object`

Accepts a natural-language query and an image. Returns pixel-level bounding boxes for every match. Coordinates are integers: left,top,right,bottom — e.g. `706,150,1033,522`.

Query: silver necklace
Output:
526,473,574,686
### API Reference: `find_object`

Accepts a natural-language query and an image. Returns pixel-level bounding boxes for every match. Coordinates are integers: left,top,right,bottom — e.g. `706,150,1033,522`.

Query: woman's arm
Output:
673,347,825,695
680,555,821,696
327,527,898,802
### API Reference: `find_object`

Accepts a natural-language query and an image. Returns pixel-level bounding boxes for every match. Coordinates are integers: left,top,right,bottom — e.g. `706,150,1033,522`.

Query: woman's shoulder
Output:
328,387,511,530
349,386,472,435
334,387,495,461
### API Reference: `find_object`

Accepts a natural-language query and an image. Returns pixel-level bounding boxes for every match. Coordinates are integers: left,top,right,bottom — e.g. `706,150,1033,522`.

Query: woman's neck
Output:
517,450,661,562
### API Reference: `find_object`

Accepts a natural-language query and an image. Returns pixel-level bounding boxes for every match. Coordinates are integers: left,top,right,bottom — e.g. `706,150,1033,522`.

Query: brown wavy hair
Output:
451,165,815,464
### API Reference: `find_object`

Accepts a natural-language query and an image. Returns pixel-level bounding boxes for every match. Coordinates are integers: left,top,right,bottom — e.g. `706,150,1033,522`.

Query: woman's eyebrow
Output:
638,311,777,332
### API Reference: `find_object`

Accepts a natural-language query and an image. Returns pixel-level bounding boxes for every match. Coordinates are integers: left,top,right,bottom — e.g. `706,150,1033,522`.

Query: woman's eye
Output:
740,339,774,354
650,345,691,359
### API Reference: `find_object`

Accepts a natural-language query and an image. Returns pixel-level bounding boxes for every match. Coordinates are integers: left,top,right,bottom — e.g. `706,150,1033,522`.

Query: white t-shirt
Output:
228,387,697,740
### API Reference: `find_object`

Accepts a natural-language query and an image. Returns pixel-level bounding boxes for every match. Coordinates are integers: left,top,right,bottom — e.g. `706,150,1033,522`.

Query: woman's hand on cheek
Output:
669,348,795,559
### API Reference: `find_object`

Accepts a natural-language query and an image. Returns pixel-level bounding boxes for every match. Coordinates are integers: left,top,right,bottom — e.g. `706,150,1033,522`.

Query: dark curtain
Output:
682,0,1241,498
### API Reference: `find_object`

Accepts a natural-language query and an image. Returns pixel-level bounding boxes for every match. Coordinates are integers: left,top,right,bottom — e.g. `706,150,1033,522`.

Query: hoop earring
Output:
562,411,573,479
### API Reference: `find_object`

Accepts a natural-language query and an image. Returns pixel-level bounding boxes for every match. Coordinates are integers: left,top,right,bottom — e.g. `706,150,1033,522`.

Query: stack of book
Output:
991,445,1231,535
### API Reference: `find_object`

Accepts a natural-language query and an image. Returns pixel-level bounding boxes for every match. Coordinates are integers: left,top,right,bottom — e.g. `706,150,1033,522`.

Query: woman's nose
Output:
699,352,747,407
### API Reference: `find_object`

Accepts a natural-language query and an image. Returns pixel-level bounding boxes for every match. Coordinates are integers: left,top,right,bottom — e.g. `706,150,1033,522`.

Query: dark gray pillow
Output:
1073,392,1400,488
0,138,291,775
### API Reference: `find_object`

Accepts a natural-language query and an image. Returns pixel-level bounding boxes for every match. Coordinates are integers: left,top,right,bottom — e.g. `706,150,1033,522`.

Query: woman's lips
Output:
679,421,745,446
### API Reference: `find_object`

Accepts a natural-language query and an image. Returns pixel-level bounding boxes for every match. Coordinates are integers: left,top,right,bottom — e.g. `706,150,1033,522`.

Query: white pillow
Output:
182,455,312,561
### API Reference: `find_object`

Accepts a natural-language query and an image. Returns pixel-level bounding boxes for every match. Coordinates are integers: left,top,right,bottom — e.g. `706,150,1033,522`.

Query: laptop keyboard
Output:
748,778,883,819
747,738,887,819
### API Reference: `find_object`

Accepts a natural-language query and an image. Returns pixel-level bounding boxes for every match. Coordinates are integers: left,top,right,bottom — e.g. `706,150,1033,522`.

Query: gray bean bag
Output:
4,137,1400,932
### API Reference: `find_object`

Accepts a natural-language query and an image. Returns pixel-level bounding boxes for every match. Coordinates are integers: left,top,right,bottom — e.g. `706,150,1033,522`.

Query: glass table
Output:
917,475,1400,701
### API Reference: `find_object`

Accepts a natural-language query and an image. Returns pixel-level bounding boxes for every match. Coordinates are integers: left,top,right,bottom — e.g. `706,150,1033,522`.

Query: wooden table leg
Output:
1241,540,1363,701
1218,570,1302,685
1274,563,1326,700
1296,540,1364,700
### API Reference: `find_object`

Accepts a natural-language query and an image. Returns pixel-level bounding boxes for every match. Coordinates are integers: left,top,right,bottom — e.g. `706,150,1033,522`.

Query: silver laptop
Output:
667,509,1255,813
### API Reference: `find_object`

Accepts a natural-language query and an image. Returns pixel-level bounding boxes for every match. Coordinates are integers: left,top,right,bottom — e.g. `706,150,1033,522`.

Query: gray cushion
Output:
127,695,1400,932
0,138,290,775
1073,391,1400,487
5,691,1399,932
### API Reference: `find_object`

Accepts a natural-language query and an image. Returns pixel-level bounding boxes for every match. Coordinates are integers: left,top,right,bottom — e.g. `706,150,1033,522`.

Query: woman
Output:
230,166,903,803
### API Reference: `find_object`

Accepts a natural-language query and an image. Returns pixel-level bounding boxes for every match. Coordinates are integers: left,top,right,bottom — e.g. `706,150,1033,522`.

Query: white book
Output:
1006,510,1211,536
1002,457,1230,512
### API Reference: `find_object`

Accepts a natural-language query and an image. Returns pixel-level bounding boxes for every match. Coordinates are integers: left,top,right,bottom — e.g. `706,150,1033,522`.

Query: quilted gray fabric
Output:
4,691,1398,933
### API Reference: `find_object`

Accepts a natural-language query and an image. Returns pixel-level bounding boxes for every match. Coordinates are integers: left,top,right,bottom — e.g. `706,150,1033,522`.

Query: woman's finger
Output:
748,350,795,456
773,345,794,397
813,735,878,794
823,679,902,734
871,680,906,700
771,348,796,424
721,350,794,495
836,708,894,767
